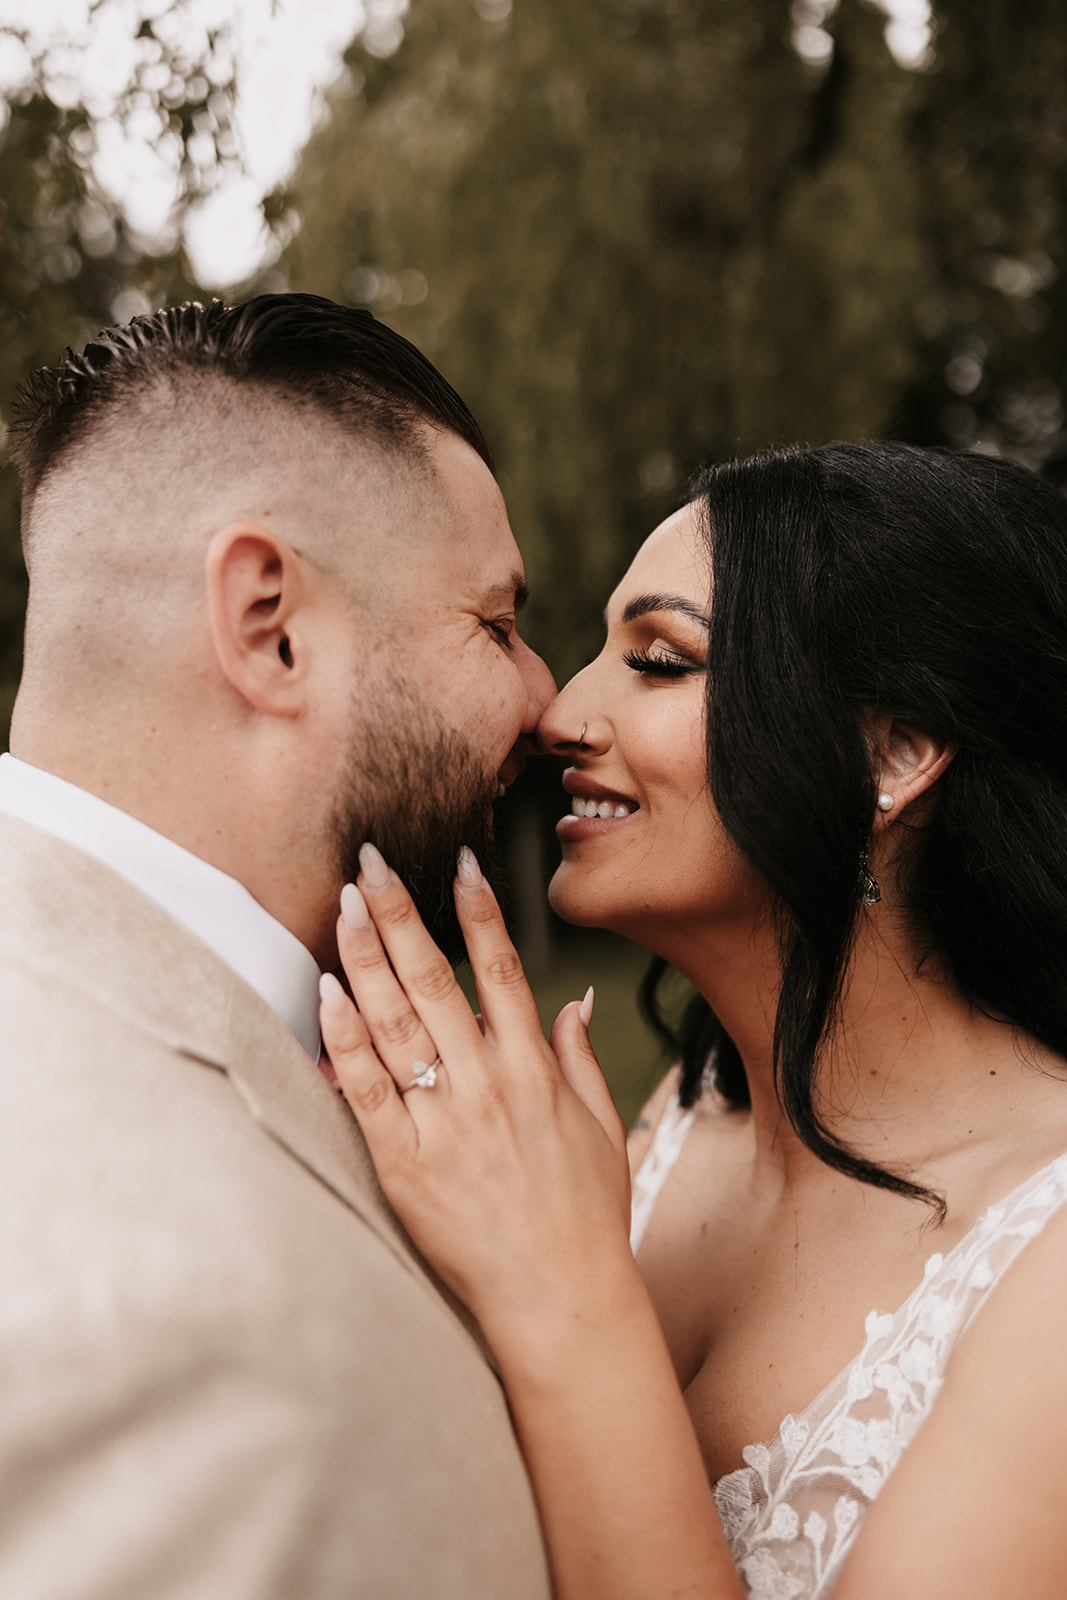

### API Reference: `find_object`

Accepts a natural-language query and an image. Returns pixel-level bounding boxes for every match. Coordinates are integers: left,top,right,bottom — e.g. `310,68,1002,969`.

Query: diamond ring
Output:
400,1058,441,1092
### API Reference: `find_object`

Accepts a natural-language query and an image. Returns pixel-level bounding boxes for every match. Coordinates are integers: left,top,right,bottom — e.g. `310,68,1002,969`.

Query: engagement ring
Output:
401,1058,441,1092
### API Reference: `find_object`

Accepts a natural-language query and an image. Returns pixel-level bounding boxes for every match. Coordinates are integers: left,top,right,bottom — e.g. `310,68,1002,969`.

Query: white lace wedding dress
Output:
631,1096,1067,1599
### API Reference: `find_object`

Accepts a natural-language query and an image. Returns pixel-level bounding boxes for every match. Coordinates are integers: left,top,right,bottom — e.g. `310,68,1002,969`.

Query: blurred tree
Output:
901,0,1067,473
3,0,1064,745
0,4,237,739
281,0,1067,681
281,0,935,974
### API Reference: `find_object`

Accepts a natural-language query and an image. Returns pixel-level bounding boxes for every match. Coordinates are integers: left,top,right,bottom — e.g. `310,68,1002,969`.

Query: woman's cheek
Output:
639,698,707,794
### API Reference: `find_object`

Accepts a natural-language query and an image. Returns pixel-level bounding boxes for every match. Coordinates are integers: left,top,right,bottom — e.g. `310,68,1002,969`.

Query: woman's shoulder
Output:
836,1179,1067,1598
626,1067,683,1177
626,1066,742,1179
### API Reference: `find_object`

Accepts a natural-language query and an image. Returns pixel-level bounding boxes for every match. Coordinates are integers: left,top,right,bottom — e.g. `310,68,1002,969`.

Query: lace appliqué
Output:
713,1153,1067,1598
630,1097,696,1253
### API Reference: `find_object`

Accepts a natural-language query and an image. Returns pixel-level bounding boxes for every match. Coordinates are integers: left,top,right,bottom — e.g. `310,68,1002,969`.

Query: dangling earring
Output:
860,792,893,902
858,849,881,906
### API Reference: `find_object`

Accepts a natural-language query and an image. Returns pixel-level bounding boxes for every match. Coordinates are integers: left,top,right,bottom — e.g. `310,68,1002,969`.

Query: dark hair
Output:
9,293,493,499
643,442,1067,1210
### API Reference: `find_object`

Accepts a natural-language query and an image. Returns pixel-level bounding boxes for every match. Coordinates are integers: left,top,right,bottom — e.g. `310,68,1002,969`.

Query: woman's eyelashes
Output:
622,645,704,679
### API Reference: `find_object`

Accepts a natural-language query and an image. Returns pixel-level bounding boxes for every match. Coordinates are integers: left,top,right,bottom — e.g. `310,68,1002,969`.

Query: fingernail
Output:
359,841,390,890
578,985,595,1028
319,972,349,1013
340,882,369,929
456,845,484,888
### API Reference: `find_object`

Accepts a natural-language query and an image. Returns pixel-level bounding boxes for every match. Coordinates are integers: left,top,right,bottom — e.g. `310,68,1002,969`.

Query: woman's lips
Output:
556,811,636,841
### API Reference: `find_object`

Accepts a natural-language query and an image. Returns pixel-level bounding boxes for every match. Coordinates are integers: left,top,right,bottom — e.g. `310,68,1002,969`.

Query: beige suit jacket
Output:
0,811,551,1600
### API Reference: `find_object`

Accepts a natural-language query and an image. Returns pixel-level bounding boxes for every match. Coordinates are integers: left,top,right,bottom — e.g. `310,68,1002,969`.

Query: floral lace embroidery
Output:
631,1102,1067,1599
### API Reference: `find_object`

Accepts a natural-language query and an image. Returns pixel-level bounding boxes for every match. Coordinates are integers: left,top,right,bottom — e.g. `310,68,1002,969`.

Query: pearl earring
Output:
877,793,894,812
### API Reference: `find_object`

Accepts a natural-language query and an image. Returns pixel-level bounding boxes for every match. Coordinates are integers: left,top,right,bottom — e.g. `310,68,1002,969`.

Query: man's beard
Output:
328,673,509,966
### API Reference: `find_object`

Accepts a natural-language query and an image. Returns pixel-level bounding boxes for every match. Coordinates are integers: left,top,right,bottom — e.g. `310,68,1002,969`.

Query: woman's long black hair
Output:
642,442,1067,1208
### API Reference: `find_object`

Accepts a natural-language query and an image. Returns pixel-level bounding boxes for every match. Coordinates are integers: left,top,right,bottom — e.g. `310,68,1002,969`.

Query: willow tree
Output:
0,7,238,737
899,0,1067,473
283,0,1067,679
287,0,918,675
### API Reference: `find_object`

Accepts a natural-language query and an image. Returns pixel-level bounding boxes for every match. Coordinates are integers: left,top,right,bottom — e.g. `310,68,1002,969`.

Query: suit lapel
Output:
0,813,428,1287
202,976,419,1263
206,969,493,1355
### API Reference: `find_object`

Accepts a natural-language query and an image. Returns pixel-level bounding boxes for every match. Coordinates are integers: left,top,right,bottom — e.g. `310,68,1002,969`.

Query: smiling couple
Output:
7,292,1067,1600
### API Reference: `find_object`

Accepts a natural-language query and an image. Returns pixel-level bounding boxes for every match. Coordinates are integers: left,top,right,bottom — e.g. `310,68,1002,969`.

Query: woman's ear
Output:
869,715,955,828
205,523,308,717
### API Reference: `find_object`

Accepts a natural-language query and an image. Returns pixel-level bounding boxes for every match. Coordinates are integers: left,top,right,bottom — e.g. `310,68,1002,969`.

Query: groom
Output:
0,296,554,1597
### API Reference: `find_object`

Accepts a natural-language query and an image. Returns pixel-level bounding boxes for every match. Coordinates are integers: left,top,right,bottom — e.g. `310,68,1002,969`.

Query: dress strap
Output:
630,1094,696,1253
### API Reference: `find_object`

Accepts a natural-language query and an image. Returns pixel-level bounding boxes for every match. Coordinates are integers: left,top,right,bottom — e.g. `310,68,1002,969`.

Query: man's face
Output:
327,430,555,959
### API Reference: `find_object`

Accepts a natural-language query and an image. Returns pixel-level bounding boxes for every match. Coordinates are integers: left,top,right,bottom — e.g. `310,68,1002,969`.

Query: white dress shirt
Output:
0,754,321,1059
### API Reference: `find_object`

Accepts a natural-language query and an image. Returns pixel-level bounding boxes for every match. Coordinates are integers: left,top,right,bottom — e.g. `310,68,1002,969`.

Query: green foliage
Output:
282,0,1067,679
900,0,1067,464
0,6,237,742
2,0,1065,733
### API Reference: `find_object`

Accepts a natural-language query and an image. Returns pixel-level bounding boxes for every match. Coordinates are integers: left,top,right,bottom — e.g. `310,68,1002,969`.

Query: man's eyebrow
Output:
614,593,709,628
481,573,529,611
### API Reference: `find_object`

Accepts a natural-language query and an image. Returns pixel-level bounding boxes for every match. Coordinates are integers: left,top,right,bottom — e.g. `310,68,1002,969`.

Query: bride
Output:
319,441,1067,1600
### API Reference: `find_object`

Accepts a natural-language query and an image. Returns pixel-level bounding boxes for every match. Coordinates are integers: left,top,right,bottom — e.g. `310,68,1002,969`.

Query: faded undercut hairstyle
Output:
642,442,1067,1211
9,291,493,507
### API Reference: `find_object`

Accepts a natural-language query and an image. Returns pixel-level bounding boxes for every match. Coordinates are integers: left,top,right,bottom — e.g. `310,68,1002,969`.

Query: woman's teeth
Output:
570,797,631,820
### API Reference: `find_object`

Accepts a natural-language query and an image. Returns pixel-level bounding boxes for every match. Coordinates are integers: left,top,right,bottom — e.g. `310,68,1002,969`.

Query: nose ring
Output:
578,722,588,746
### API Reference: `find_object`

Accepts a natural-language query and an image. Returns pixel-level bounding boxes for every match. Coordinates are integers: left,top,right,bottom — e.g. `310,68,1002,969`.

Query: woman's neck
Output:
655,898,1052,1187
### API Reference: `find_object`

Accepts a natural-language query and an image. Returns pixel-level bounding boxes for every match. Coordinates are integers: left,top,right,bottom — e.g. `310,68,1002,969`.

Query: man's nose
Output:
517,639,557,733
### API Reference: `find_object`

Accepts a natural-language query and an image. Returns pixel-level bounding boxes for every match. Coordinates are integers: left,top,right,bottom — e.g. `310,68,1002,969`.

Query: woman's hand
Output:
318,841,636,1357
321,842,741,1600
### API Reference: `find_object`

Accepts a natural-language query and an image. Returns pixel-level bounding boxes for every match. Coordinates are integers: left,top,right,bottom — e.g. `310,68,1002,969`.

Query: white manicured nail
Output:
457,846,483,887
359,841,390,889
340,882,369,929
319,972,349,1013
578,985,595,1028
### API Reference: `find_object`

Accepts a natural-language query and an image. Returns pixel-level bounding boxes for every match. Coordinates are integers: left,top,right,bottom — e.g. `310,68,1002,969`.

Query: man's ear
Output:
205,523,308,717
869,715,955,828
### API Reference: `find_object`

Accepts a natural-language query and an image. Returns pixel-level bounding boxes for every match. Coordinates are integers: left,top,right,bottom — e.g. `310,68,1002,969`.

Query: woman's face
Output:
539,504,761,950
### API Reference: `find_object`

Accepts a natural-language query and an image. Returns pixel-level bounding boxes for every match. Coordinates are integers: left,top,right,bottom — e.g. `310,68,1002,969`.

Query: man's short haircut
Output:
9,293,494,502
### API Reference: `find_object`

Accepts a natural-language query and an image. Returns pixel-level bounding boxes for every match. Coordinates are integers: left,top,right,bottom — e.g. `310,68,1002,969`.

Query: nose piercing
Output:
578,722,588,746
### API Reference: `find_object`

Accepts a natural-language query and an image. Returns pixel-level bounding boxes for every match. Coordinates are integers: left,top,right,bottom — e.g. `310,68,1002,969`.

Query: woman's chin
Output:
547,863,622,931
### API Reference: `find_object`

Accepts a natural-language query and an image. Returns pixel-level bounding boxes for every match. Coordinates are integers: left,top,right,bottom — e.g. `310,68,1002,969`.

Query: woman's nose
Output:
536,664,603,756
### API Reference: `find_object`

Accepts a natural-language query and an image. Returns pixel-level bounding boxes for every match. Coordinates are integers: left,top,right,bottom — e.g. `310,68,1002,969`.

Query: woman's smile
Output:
558,769,639,835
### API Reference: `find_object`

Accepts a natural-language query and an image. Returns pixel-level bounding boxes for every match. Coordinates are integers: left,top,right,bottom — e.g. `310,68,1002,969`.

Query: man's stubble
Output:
329,670,509,966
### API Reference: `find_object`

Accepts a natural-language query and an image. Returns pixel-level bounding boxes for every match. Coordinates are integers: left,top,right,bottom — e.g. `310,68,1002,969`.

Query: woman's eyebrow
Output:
615,593,709,627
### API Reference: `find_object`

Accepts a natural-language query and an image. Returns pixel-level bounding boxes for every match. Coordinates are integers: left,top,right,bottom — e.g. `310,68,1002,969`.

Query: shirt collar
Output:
0,754,321,1060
